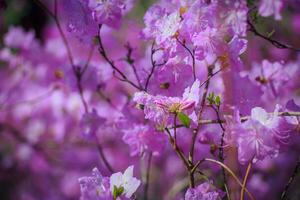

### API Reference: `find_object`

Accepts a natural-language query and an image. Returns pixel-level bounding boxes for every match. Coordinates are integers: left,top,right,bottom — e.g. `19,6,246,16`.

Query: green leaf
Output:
207,92,215,105
215,95,221,107
178,112,191,128
113,186,124,200
267,29,275,38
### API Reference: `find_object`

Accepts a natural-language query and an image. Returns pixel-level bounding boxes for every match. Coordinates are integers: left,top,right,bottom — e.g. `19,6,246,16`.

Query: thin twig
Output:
33,0,74,67
211,105,229,199
188,65,213,187
247,17,300,52
124,42,142,88
33,0,89,112
176,38,196,80
202,158,255,200
165,128,190,169
75,68,89,113
280,158,300,200
198,111,300,125
97,143,114,173
34,0,114,173
97,25,142,91
144,153,153,200
200,67,223,88
187,64,214,188
144,42,166,91
174,114,178,145
81,45,95,76
240,161,253,200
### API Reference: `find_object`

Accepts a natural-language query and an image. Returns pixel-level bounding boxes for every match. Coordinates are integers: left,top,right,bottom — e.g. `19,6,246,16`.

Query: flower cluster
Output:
133,79,200,128
79,166,140,200
0,0,300,200
184,182,225,200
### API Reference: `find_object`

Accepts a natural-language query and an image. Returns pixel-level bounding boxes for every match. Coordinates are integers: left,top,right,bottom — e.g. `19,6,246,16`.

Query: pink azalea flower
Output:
80,109,106,139
78,168,111,200
122,125,166,156
185,182,224,200
192,27,225,60
4,26,35,50
133,79,200,127
224,2,248,36
88,0,128,28
259,0,283,20
225,105,286,164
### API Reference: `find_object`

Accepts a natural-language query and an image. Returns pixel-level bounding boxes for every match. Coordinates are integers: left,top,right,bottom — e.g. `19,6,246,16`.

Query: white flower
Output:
110,165,141,198
183,79,200,107
156,12,181,44
250,105,280,128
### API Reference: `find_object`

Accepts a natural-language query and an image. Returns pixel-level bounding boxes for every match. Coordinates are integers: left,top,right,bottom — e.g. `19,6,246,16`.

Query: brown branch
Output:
97,25,142,91
33,0,74,67
280,158,300,200
165,128,190,170
211,104,229,197
96,143,114,173
247,17,300,52
81,45,95,76
186,64,214,188
124,42,143,89
189,65,213,172
34,0,114,173
176,38,196,80
200,67,223,88
33,0,91,113
144,42,167,91
240,161,253,200
199,111,300,125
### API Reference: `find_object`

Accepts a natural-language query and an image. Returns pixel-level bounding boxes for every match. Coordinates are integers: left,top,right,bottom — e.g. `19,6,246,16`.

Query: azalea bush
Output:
1,0,300,200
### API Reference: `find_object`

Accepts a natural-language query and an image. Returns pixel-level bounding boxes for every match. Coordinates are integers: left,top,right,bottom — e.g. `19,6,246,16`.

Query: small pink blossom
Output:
88,0,127,28
122,125,166,156
259,0,283,20
4,26,35,50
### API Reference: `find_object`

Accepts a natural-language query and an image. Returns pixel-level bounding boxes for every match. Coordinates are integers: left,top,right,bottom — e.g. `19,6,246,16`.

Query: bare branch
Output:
97,25,143,91
247,17,300,52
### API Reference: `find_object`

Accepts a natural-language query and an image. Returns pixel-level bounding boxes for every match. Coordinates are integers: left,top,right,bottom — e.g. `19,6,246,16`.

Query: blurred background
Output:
0,1,300,200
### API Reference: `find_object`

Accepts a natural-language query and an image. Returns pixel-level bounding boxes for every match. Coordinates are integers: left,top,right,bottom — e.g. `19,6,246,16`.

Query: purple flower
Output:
247,60,298,97
78,168,111,200
224,2,248,36
185,182,224,200
225,105,287,164
122,124,166,156
141,4,181,58
133,91,168,127
155,11,181,45
80,109,106,139
88,0,127,28
237,119,279,164
192,27,225,60
4,26,35,50
155,79,200,114
285,99,300,133
259,0,283,20
225,36,248,71
142,5,166,40
133,79,200,127
61,0,98,43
